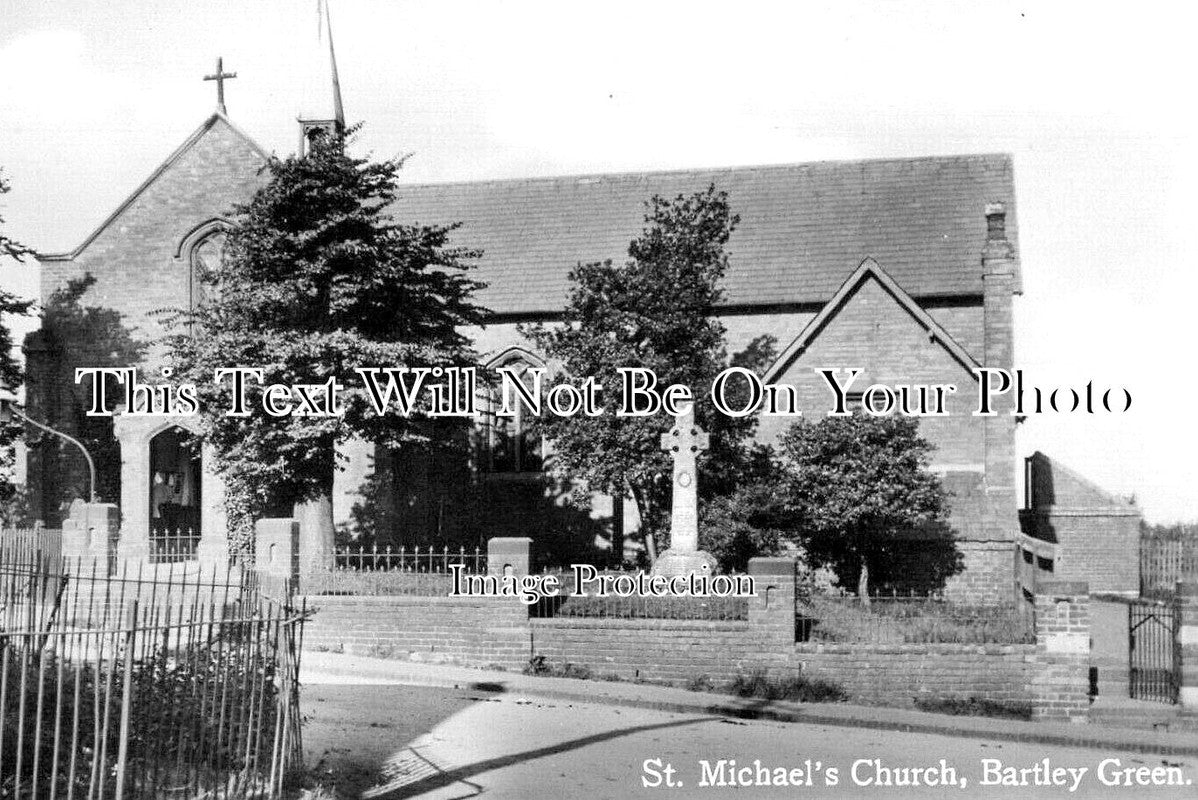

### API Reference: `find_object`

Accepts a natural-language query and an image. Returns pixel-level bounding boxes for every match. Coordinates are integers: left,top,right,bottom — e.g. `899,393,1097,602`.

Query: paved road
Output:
302,684,1196,800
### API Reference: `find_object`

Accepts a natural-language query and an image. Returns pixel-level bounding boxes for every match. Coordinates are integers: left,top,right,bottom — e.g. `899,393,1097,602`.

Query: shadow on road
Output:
366,715,720,799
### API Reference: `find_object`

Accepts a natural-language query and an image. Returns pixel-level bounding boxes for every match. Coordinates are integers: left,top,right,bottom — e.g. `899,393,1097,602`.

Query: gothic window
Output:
189,232,225,315
483,350,545,474
174,218,232,325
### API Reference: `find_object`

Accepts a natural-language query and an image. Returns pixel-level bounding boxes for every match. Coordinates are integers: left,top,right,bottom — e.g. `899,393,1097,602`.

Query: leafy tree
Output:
698,481,786,572
777,412,949,604
31,276,146,506
0,169,34,508
167,127,485,552
527,186,751,561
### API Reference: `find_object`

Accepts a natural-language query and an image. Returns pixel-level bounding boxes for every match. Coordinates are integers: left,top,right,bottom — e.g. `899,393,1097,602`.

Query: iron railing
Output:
0,538,307,799
1129,597,1180,704
795,591,1035,644
527,568,750,621
332,544,486,574
148,528,203,564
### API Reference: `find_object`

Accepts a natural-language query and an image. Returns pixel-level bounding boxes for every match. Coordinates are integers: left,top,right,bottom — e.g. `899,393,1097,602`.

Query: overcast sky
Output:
1,1,1194,523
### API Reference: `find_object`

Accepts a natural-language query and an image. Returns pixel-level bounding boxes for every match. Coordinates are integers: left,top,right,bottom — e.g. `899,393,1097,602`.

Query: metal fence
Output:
303,544,489,596
0,539,306,799
795,591,1035,644
527,568,750,621
1128,597,1180,704
148,529,203,565
332,544,486,574
1141,537,1198,598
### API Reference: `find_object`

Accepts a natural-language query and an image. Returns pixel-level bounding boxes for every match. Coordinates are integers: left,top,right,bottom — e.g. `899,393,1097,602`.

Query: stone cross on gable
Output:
204,57,238,115
660,405,709,553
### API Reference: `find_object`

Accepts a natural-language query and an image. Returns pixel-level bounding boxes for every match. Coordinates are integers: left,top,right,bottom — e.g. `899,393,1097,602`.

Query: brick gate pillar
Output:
1178,581,1198,713
1030,580,1090,722
749,557,796,667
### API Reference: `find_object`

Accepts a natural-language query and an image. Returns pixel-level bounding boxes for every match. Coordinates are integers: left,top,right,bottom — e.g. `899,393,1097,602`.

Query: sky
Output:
0,1,1194,523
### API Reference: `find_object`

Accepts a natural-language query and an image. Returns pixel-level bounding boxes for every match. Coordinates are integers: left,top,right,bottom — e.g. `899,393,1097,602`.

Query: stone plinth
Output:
651,549,718,577
61,500,120,566
488,537,531,576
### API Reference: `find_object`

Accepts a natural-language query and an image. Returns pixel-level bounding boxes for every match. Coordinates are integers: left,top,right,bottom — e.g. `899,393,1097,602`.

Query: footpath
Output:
301,652,1198,757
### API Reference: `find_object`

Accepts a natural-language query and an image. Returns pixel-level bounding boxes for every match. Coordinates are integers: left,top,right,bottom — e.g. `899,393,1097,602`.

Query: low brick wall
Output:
528,620,1033,705
792,643,1033,705
300,594,1036,707
301,595,530,670
528,617,759,683
293,550,1083,718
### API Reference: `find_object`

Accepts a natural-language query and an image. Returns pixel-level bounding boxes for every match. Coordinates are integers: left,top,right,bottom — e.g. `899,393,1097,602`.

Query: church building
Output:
21,21,1028,602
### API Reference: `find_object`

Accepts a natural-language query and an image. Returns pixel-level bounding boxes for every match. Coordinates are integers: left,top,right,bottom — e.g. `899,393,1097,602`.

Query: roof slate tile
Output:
388,153,1019,316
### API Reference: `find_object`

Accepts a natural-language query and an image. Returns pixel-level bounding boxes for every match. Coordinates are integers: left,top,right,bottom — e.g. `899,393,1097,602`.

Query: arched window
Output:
174,218,232,321
189,232,225,314
482,349,545,474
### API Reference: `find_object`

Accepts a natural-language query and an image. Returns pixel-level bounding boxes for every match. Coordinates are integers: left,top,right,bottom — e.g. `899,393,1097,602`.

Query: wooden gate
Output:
1128,598,1180,703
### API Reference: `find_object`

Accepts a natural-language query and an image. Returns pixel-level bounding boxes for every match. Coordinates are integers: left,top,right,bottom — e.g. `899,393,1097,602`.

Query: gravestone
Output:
651,406,719,577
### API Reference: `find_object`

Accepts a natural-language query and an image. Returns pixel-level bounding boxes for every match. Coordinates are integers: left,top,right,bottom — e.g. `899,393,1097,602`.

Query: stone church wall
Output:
26,117,266,525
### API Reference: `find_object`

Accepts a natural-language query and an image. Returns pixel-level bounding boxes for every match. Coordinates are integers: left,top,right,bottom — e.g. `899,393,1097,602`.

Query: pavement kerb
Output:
300,652,1198,758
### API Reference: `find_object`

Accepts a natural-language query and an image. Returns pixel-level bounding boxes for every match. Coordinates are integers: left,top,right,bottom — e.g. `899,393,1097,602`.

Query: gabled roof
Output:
38,112,269,262
1025,451,1138,512
763,257,981,383
388,153,1019,316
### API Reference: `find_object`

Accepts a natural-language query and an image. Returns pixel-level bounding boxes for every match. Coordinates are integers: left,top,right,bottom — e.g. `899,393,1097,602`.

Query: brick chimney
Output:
981,202,1018,547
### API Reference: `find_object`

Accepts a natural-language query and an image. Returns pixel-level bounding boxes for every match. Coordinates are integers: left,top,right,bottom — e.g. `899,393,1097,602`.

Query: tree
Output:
167,127,485,552
777,412,949,604
27,275,146,508
0,169,34,509
527,186,746,561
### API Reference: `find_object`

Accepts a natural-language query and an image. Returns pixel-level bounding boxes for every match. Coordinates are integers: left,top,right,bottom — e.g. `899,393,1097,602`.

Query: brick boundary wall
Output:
301,595,531,671
291,538,1085,717
791,643,1033,705
528,618,758,683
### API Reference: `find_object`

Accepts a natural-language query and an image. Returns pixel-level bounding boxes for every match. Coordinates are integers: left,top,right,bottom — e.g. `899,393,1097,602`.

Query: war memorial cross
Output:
660,406,709,553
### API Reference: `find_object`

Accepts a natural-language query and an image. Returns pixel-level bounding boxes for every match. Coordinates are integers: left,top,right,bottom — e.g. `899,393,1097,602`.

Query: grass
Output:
797,595,1034,644
913,695,1033,721
522,656,846,704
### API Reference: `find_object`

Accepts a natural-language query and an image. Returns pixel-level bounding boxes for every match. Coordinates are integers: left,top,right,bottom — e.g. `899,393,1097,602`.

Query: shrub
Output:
698,488,785,573
523,654,591,680
728,670,846,703
913,695,1032,721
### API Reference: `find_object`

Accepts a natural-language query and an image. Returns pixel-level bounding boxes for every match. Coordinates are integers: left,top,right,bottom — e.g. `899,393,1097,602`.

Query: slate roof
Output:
388,153,1019,316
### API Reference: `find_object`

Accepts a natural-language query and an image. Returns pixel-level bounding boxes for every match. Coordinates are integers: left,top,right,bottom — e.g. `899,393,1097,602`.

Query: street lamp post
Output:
0,387,97,503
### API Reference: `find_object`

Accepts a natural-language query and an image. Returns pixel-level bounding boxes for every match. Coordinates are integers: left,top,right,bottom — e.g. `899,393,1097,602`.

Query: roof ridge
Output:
394,152,1014,193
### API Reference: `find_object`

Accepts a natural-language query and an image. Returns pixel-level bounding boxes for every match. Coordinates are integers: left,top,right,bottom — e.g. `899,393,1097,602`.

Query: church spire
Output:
298,0,346,154
322,0,345,128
